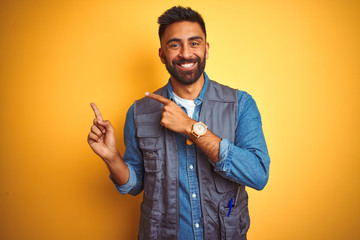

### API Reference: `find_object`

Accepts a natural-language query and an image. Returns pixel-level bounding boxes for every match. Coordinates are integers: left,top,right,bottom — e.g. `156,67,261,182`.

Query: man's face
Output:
159,21,209,85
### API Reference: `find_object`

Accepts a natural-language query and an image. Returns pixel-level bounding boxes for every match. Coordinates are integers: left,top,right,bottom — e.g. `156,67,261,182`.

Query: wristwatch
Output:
186,121,208,145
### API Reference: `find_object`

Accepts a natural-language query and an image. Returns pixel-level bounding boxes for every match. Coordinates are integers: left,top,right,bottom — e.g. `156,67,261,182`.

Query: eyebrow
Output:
166,36,204,45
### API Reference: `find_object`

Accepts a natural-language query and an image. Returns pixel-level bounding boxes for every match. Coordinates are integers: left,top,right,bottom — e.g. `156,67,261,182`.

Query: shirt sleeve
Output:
214,91,270,190
110,104,144,196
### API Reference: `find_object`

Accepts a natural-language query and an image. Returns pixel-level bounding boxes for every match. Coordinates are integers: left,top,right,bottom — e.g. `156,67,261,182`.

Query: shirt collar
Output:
167,71,209,106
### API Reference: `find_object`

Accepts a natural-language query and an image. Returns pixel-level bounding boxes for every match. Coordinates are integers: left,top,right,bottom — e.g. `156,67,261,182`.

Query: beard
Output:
164,52,206,85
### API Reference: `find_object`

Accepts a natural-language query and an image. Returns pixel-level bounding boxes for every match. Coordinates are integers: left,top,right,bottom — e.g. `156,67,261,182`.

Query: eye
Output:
190,42,199,46
169,43,180,49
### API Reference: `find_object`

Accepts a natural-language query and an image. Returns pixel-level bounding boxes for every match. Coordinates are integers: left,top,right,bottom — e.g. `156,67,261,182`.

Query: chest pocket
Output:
136,118,163,173
137,121,163,202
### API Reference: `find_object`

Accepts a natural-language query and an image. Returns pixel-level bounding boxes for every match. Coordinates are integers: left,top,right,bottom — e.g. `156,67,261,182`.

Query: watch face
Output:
194,122,207,135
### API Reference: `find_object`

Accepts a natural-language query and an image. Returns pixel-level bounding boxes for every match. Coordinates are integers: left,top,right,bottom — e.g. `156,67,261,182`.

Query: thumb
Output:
97,120,114,134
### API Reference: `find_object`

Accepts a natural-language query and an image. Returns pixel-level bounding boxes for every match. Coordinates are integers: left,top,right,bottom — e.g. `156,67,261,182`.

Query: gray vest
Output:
133,80,250,240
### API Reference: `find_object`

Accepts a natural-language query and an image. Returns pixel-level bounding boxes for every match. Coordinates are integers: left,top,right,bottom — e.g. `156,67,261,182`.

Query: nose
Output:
179,44,191,59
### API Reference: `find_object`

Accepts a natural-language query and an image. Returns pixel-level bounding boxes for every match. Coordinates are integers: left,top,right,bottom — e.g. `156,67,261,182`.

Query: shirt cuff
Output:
109,163,137,194
214,138,233,173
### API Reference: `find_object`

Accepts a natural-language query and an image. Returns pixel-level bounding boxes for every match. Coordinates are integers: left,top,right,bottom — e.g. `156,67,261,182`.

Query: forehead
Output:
161,21,205,43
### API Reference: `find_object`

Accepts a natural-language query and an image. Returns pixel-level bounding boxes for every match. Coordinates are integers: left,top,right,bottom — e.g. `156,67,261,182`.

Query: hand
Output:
87,103,120,163
146,92,195,135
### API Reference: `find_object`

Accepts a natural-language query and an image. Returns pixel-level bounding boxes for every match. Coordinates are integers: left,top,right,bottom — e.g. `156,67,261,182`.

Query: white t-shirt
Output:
172,92,196,119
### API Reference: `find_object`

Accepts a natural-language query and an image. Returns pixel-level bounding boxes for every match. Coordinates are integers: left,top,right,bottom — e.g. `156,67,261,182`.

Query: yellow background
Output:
1,0,359,239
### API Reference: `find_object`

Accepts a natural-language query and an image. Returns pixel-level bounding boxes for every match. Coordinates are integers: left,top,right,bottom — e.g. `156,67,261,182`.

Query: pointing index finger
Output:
145,92,171,104
90,103,104,120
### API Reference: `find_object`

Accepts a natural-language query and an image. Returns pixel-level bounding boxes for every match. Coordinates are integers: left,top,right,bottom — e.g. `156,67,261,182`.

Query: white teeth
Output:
180,63,195,68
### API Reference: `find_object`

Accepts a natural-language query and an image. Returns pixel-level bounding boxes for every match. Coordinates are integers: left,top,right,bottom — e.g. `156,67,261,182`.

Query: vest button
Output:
146,151,154,157
195,223,199,228
189,165,194,170
192,193,196,199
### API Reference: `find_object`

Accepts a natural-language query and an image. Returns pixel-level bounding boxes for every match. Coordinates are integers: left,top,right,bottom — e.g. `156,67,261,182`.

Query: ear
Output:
205,42,210,60
159,48,166,64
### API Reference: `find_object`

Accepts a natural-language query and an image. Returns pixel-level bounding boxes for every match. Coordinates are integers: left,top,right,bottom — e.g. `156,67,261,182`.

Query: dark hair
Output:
157,6,206,40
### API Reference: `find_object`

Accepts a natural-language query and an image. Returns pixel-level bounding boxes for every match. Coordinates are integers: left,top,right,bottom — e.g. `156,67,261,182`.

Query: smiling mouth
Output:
177,62,196,70
181,62,195,68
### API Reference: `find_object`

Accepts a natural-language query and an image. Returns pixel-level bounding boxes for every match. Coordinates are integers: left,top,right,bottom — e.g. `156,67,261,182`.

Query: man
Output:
88,6,270,240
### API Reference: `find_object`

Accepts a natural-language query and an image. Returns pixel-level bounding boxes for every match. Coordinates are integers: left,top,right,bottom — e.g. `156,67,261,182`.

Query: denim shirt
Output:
111,72,270,240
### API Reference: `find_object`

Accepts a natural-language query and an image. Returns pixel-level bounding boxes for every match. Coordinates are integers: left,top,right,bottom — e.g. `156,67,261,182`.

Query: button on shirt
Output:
111,72,270,240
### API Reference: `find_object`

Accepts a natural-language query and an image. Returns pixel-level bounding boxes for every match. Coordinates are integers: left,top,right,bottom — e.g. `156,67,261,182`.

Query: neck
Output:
170,74,205,100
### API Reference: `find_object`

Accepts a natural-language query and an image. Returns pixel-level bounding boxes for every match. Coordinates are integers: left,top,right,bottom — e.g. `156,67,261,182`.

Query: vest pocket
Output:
143,149,162,172
137,123,162,150
137,124,163,173
142,149,162,202
219,203,246,240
